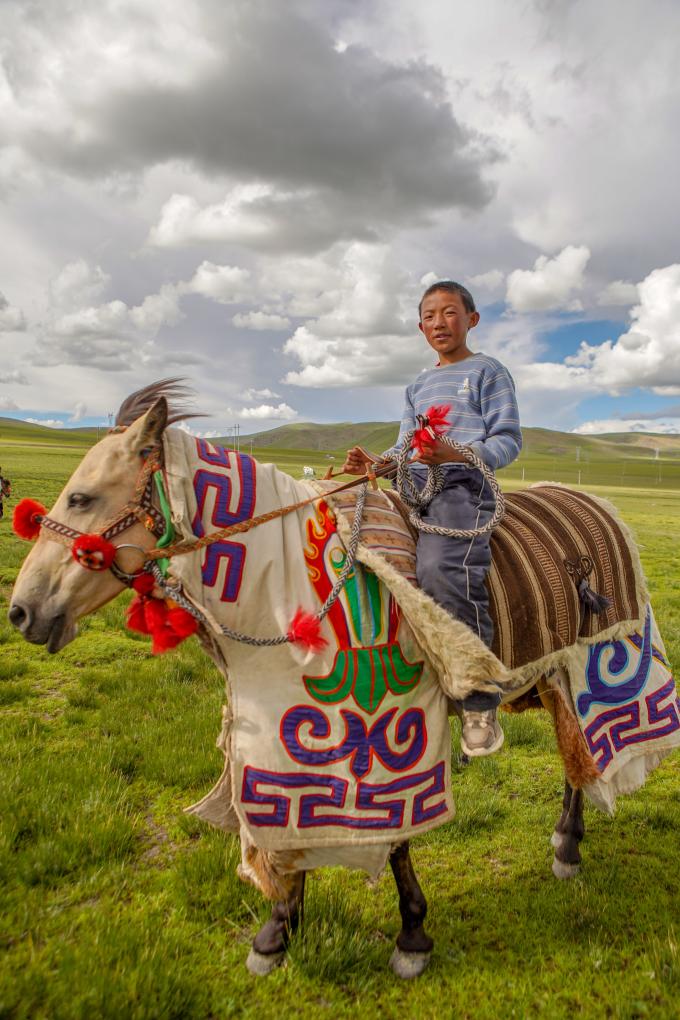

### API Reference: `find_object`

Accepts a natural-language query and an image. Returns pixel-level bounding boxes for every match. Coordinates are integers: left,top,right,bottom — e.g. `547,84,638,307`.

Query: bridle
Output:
32,447,166,585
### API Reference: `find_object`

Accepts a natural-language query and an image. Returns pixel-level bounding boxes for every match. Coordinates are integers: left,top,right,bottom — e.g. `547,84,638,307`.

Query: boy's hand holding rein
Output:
342,446,380,475
412,439,469,466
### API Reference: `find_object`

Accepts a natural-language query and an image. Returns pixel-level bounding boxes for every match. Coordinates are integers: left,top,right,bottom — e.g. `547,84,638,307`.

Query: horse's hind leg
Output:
551,779,585,879
246,871,306,976
389,841,433,979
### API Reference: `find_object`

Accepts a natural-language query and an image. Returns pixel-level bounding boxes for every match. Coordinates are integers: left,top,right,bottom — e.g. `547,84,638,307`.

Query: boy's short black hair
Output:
418,280,476,318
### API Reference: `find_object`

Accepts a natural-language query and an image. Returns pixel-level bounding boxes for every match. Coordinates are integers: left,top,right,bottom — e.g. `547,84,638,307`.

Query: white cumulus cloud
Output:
506,246,590,313
232,311,291,331
467,269,505,294
240,402,298,421
34,283,184,371
49,260,110,308
0,292,26,331
572,418,680,435
597,280,639,307
566,264,680,395
23,417,65,428
183,260,251,304
282,243,425,387
243,387,280,400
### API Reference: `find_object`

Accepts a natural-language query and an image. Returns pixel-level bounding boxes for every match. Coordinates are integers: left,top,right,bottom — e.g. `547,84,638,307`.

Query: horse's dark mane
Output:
115,378,203,428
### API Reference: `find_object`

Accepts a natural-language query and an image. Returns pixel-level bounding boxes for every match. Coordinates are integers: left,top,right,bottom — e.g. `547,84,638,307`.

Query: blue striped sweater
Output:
386,353,522,471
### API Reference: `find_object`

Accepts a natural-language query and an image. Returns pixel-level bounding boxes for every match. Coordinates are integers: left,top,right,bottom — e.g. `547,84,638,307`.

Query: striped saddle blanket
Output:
325,482,647,674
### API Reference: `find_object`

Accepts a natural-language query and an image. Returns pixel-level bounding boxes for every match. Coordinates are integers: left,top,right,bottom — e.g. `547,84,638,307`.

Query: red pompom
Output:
411,403,452,454
151,627,184,655
126,595,151,634
126,592,198,654
132,572,155,595
287,608,327,653
72,533,117,571
166,606,199,639
143,597,168,632
12,499,46,541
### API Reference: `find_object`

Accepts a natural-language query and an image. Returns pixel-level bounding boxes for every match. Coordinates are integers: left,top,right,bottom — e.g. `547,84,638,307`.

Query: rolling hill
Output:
2,415,680,461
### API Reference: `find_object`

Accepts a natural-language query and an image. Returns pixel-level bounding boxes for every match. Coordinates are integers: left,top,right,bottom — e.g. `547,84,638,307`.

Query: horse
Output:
9,381,680,978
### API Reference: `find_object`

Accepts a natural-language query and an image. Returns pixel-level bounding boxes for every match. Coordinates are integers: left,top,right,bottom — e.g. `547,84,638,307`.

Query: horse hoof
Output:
552,856,580,880
551,830,565,850
389,947,431,979
246,948,285,976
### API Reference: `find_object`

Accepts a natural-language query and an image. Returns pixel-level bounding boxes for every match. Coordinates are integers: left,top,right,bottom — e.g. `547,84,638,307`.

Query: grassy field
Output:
1,432,679,1019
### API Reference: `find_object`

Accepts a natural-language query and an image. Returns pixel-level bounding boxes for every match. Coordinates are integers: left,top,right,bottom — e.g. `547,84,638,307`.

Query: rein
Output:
144,460,397,561
389,420,505,538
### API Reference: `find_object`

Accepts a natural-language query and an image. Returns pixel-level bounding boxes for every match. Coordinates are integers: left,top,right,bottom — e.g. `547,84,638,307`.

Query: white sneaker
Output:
460,709,505,758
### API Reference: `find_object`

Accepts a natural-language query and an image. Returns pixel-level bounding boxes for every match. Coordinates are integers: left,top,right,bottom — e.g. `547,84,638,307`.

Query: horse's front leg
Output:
389,841,433,979
551,778,585,879
246,871,306,975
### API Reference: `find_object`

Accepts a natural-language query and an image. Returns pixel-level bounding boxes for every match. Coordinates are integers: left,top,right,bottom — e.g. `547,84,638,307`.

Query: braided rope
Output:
148,484,368,647
387,430,505,539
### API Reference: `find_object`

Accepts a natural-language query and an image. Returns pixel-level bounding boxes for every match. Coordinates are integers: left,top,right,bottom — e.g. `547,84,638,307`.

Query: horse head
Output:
9,392,171,652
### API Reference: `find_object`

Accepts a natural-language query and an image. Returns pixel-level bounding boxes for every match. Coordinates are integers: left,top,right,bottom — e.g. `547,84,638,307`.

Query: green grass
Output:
0,431,679,1018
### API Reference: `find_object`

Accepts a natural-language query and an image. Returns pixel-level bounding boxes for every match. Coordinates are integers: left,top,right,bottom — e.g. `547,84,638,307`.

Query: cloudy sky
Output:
1,0,680,437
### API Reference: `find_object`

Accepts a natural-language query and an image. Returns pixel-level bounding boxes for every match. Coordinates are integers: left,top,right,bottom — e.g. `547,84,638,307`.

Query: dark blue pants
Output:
414,468,501,712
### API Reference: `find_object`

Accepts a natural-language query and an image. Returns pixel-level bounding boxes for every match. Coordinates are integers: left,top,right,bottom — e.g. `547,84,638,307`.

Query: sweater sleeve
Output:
468,366,522,469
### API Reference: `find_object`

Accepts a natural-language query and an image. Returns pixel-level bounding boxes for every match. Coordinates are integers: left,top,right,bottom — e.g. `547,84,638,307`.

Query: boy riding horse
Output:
344,281,522,756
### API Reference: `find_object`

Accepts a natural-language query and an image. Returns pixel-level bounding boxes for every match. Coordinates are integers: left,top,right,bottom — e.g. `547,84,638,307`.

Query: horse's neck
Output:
165,429,314,637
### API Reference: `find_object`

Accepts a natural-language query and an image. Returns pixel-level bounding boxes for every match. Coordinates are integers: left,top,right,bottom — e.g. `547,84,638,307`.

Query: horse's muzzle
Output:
8,601,75,653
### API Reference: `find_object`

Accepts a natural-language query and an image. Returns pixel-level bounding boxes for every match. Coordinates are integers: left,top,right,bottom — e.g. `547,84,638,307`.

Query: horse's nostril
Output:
8,602,30,631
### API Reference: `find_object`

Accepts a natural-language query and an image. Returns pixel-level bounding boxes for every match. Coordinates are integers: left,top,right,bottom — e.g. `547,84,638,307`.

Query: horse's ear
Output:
123,397,168,453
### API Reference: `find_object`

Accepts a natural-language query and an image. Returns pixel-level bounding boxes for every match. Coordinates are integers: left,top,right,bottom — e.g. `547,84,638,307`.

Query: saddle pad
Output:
324,482,647,674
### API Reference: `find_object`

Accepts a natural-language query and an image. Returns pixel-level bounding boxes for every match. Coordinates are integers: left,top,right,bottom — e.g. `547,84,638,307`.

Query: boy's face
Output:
419,290,479,364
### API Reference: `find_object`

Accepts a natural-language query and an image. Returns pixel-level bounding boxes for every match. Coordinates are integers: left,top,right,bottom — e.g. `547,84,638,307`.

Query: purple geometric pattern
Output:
241,762,448,830
191,440,256,603
584,678,680,772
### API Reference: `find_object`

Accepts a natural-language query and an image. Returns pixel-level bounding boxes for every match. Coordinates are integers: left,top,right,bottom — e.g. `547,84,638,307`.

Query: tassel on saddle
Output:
564,556,612,615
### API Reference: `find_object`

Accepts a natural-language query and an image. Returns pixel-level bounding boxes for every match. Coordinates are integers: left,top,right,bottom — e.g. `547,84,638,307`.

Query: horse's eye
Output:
67,493,94,509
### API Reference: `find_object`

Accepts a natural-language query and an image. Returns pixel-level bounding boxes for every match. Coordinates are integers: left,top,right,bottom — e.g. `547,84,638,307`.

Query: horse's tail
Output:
540,679,600,788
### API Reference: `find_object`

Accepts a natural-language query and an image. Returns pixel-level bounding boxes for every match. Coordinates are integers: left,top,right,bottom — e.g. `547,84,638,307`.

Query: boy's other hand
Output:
412,440,469,465
342,446,378,475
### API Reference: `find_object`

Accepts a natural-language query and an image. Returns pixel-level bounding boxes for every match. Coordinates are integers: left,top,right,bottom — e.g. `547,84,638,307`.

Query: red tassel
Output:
411,403,452,454
126,596,151,634
132,572,155,595
151,627,184,655
287,608,327,652
166,607,199,638
144,598,168,631
12,499,46,541
72,533,117,571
